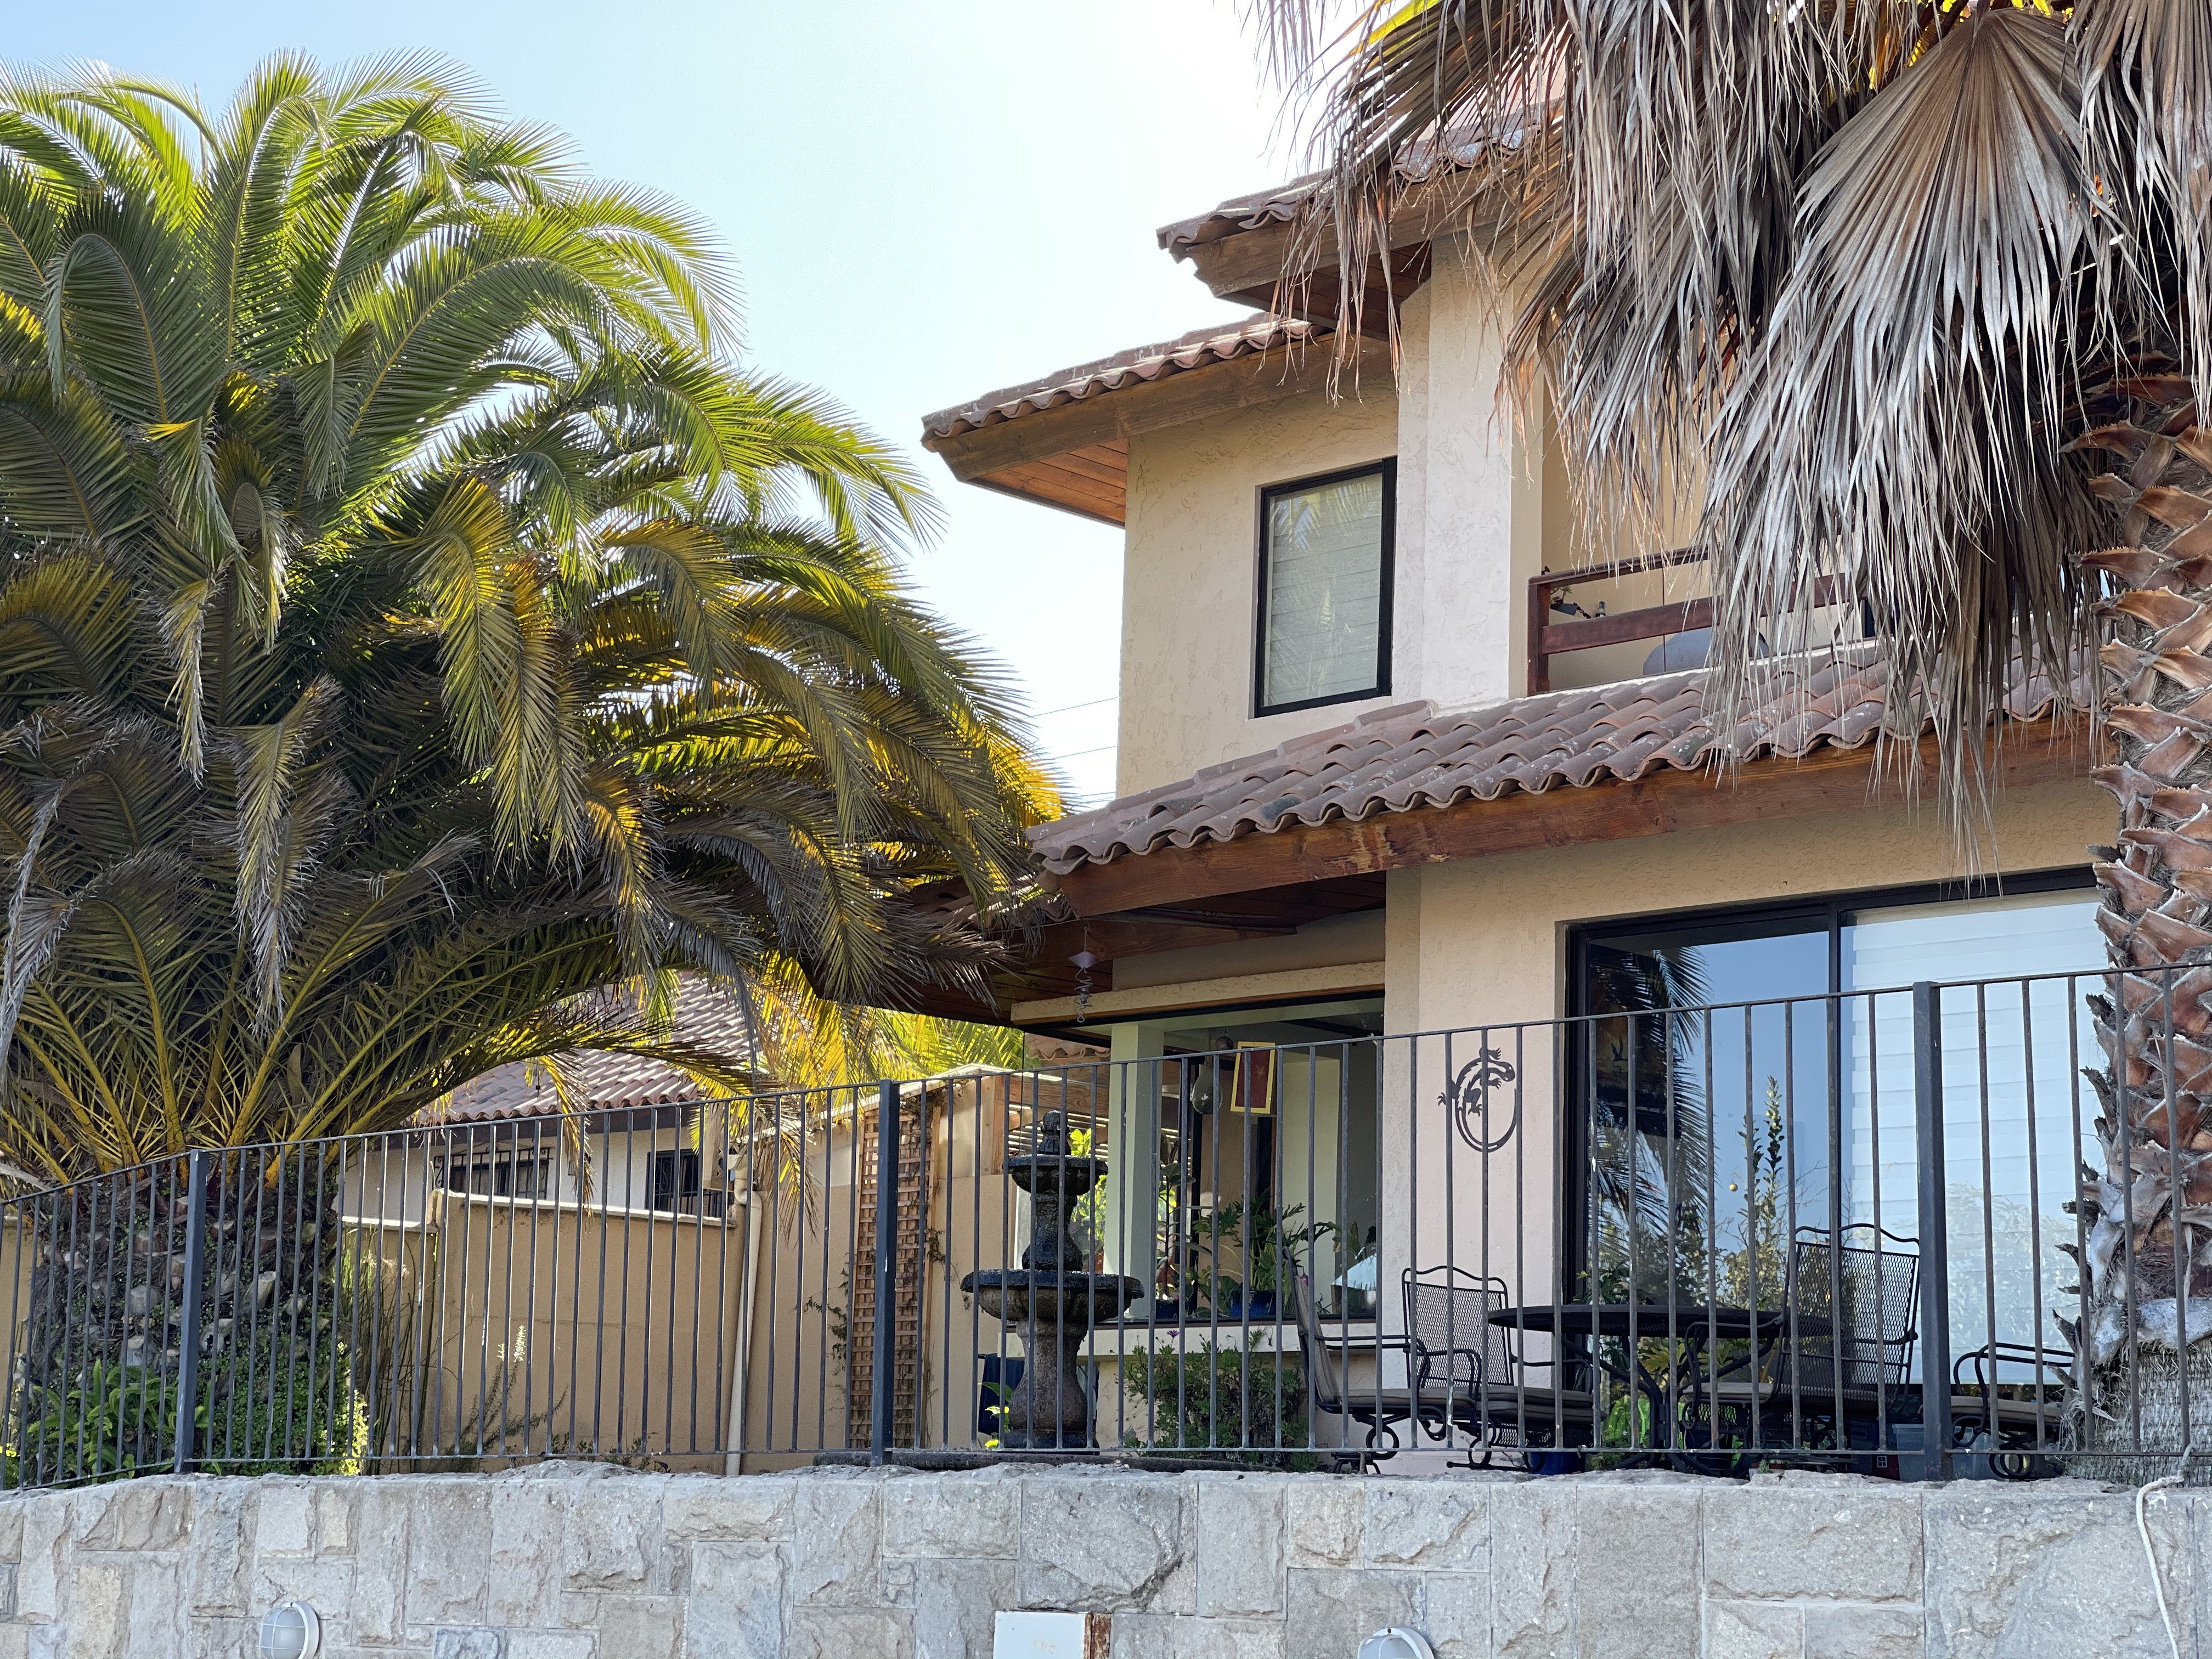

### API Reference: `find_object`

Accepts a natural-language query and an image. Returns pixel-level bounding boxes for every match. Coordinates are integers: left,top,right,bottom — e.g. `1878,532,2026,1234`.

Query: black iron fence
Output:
0,966,2198,1486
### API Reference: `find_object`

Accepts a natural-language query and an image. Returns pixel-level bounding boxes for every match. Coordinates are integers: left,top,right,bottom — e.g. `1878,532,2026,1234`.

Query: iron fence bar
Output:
1913,980,1952,1481
2067,977,2093,1459
618,1111,638,1458
1510,1022,1527,1459
1740,1008,1760,1454
286,1147,307,1467
1977,985,1999,1465
527,1119,546,1460
1824,984,1844,1454
1865,992,1886,1455
5,1193,32,1491
908,1082,929,1457
1783,1001,1804,1451
872,1077,900,1464
763,1097,784,1453
712,1100,731,1454
36,1186,56,1486
1701,1008,1718,1466
1584,1015,1600,1454
172,1149,210,1474
833,1088,853,1452
1662,1011,1683,1453
2021,981,2047,1451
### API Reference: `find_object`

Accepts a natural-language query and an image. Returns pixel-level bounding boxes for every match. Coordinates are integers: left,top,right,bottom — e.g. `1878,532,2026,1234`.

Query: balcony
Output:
1530,549,1859,695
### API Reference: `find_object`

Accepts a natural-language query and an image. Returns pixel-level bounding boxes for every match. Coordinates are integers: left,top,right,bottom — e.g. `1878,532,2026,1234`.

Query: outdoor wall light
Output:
1184,1057,1216,1115
1356,1630,1435,1659
256,1602,321,1659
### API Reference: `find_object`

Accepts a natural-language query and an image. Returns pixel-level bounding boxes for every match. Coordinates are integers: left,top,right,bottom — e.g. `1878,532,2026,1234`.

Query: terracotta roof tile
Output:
1154,128,1500,257
920,317,1325,444
424,980,754,1126
1027,657,2079,876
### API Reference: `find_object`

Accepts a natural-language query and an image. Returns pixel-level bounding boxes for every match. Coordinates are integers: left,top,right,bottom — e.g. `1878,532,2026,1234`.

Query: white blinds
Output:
1261,471,1386,708
1839,889,2102,1369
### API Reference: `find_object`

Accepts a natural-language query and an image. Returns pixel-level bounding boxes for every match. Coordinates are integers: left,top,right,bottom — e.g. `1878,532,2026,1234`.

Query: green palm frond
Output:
0,58,1049,1175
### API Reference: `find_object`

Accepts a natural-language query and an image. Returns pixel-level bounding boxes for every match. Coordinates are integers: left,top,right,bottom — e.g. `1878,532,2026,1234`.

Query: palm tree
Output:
1248,0,2212,1465
0,56,1054,1181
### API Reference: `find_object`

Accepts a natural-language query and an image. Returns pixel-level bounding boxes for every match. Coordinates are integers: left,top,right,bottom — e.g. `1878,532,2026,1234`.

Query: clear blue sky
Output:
2,2,1295,807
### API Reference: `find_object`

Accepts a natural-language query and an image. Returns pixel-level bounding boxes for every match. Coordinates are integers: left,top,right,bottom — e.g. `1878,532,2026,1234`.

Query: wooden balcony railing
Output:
1527,547,1712,695
1528,549,1854,694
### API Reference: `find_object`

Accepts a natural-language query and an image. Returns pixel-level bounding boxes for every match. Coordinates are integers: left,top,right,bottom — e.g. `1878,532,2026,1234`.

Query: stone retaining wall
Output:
0,1465,2198,1658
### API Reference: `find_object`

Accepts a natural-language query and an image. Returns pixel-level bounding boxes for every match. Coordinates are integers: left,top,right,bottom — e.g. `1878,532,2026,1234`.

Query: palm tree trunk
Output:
2070,376,2212,1475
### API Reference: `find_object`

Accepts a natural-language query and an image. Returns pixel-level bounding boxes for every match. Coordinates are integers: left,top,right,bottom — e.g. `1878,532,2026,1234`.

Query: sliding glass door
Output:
1572,878,2101,1369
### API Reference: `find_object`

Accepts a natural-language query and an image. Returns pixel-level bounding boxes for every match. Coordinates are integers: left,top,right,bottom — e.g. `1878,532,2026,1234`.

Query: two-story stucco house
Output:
917,164,2108,1445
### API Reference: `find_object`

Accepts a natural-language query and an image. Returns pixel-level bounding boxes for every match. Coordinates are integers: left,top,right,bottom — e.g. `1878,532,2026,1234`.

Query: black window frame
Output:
1565,865,2097,1015
1559,865,2096,1299
652,1147,704,1214
1251,459,1397,719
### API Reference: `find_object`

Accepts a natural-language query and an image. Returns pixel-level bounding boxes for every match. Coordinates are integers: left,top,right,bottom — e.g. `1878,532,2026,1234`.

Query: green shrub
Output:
1118,1338,1316,1468
5,1331,369,1485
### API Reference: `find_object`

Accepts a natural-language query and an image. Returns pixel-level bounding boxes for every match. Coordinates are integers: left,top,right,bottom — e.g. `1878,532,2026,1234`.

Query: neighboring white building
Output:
342,979,757,1226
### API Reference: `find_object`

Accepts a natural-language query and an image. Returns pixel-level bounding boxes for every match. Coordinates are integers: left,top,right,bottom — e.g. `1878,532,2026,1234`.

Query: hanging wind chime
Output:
1070,929,1097,1024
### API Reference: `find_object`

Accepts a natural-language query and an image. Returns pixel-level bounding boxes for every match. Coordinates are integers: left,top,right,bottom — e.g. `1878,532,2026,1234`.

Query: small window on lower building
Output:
446,1153,552,1199
652,1148,703,1214
1255,461,1395,715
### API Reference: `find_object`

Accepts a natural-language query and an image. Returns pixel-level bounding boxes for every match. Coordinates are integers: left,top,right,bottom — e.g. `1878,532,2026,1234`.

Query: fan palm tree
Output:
1248,0,2212,1464
0,57,1054,1182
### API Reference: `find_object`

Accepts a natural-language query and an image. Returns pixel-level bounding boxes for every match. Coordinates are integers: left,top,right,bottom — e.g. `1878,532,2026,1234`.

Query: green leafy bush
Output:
1118,1338,1316,1468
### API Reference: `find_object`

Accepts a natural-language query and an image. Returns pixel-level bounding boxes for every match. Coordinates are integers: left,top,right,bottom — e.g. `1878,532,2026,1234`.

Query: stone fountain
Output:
961,1110,1142,1449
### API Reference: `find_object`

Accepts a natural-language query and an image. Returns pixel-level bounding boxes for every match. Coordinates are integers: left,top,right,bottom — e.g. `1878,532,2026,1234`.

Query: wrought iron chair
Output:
1949,1341,2072,1479
1401,1266,1594,1465
1287,1266,1429,1468
1402,1265,1511,1427
1711,1224,1920,1443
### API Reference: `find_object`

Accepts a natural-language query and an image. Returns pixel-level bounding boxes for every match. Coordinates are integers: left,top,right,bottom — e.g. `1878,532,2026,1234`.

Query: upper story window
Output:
1254,460,1395,716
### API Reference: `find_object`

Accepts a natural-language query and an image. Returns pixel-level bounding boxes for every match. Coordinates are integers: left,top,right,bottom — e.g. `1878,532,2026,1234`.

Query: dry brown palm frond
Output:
2076,0,2212,414
1246,0,1565,366
1702,7,2106,813
1246,0,2212,820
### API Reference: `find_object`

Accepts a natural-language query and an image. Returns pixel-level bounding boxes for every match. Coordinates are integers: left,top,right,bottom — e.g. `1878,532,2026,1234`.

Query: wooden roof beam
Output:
1049,725,2094,917
926,334,1393,494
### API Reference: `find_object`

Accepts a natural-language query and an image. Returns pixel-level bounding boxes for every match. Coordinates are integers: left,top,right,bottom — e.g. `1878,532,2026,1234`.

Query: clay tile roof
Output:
920,316,1325,444
1026,657,2077,876
423,980,754,1126
1155,126,1505,259
1155,173,1329,256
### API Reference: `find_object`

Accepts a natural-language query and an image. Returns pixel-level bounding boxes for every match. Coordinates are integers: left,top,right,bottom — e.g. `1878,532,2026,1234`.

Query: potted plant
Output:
1186,1202,1344,1320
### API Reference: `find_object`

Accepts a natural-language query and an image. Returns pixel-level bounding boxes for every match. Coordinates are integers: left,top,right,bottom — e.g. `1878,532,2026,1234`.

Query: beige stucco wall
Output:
1114,249,1608,796
1390,246,1553,714
1118,379,1399,795
1371,776,2110,1339
1381,777,2108,1036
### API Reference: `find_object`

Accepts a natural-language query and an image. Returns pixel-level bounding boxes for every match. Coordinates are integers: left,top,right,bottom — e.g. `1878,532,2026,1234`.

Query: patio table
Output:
1489,1304,1830,1468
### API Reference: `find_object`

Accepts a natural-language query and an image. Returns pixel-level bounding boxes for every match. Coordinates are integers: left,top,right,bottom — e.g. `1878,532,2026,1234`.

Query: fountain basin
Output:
1002,1153,1106,1195
961,1268,1142,1327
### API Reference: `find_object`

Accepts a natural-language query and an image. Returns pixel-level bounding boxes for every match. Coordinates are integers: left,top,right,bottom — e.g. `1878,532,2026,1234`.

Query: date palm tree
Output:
1249,0,2212,1466
0,58,1053,1180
